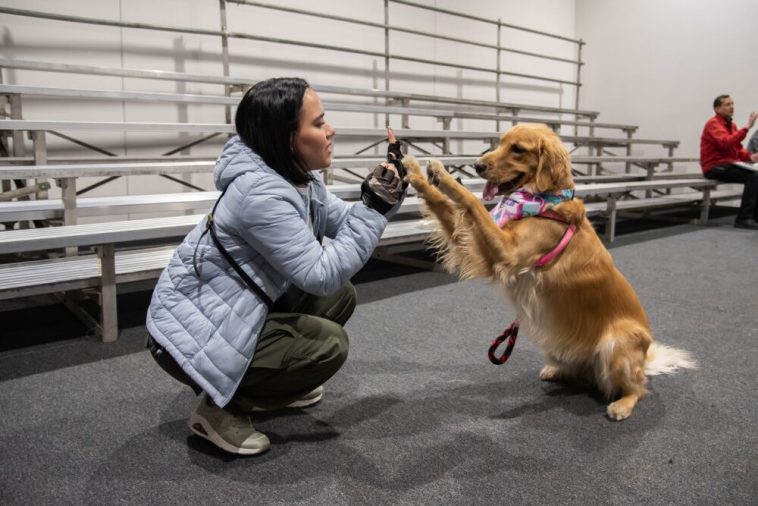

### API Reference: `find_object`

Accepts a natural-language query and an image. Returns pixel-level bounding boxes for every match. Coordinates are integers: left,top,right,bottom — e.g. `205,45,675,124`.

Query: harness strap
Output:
535,224,576,268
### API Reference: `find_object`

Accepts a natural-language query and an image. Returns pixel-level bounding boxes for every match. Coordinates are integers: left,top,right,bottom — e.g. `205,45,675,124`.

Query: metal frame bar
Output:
0,59,597,117
228,0,583,64
0,3,583,90
390,0,582,43
3,85,620,129
47,131,119,157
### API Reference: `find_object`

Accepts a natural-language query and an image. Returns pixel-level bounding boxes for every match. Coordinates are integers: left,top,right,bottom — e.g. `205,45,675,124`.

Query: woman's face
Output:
293,88,335,171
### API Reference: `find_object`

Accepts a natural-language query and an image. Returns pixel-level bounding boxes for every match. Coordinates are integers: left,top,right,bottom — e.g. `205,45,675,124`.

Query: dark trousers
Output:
705,164,758,220
149,283,355,410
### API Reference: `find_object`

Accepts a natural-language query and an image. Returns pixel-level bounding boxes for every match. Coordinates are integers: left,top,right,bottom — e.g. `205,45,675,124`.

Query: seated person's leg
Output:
747,172,758,221
706,165,758,224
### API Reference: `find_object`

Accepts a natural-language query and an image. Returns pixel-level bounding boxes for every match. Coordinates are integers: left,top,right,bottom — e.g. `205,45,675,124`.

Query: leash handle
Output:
488,321,520,365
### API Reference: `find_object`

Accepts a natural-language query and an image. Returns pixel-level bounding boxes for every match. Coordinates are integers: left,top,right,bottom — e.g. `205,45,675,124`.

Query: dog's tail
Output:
645,342,698,376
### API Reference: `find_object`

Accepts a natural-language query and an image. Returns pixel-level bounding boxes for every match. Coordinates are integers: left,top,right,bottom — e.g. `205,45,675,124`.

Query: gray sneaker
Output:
248,385,325,412
188,393,270,455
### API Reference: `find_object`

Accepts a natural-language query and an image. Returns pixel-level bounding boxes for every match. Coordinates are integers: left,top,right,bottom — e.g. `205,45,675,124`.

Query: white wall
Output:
575,0,757,164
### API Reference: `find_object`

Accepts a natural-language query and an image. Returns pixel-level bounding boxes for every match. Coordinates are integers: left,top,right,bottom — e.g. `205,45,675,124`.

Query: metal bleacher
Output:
1,1,733,341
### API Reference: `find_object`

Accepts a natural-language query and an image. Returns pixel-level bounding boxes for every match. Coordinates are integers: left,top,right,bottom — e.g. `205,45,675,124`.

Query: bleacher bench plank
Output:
0,120,680,147
0,84,641,132
0,246,173,299
0,178,712,224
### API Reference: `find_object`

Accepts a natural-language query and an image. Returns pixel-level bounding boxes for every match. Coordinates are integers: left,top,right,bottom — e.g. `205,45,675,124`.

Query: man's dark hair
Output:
713,94,730,109
235,77,312,185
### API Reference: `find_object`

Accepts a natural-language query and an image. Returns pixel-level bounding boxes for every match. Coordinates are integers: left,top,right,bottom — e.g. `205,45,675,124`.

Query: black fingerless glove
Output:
361,165,404,216
360,138,409,217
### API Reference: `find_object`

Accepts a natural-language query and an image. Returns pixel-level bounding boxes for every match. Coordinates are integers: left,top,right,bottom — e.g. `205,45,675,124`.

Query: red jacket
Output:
700,114,751,174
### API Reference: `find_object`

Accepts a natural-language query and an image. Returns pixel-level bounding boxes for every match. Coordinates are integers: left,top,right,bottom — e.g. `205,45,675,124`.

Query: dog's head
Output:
475,123,574,201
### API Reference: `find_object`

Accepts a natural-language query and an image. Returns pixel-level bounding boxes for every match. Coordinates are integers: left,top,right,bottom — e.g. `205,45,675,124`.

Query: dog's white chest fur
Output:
499,270,548,330
497,271,570,359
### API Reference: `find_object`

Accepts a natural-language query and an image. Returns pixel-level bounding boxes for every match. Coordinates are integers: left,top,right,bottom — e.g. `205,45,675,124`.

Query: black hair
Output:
235,77,312,185
713,94,730,109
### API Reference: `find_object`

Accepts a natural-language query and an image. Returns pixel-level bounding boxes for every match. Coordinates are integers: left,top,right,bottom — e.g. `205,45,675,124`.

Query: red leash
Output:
488,320,520,365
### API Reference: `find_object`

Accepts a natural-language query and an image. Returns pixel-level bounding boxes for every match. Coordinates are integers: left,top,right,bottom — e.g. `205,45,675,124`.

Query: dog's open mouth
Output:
482,176,523,201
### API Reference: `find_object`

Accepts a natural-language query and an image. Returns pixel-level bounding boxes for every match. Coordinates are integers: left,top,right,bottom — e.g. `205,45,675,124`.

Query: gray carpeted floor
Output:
1,216,756,505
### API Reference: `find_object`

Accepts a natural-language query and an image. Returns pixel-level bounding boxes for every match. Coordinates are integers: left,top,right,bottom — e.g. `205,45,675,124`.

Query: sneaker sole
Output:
248,389,324,412
187,414,270,456
286,390,324,408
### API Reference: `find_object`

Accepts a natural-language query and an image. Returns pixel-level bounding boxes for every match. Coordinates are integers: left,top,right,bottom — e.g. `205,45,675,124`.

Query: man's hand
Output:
746,111,758,130
750,152,758,163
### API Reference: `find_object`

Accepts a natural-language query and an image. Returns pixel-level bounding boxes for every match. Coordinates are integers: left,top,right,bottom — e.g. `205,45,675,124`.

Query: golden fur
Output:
403,123,696,421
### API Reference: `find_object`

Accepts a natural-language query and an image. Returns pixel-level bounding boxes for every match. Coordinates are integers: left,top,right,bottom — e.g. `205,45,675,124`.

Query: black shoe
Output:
734,218,758,230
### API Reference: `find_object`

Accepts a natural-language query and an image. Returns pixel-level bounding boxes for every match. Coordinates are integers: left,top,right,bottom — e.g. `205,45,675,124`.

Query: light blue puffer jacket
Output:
146,136,386,407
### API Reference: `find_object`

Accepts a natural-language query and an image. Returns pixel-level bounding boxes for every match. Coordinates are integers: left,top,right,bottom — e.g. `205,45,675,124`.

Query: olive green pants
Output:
149,283,355,411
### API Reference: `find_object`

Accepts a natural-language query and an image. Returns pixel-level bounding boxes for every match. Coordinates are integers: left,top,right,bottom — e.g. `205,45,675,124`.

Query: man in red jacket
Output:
700,94,758,229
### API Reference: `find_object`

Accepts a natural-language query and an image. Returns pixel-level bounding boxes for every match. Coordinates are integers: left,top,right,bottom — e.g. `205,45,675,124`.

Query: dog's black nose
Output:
473,163,487,175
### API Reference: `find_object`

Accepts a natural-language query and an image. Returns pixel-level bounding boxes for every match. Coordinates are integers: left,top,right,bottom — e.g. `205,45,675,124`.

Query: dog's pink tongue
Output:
483,182,498,201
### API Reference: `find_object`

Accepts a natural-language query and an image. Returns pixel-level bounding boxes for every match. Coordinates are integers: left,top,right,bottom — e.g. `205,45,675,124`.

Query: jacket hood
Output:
213,136,275,191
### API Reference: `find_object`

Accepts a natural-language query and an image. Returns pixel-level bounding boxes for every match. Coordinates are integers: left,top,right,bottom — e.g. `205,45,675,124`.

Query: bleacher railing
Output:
0,0,585,121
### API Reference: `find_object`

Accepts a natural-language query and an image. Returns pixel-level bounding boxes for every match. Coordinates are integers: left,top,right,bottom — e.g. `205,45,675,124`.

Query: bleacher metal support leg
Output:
604,197,617,243
31,131,49,200
60,177,78,256
9,95,26,160
700,187,712,224
218,0,232,125
644,163,655,198
97,244,118,342
594,145,602,176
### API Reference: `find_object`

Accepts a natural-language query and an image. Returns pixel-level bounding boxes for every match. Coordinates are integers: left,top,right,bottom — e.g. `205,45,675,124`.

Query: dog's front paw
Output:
606,399,634,421
425,159,447,186
426,159,461,195
402,155,428,192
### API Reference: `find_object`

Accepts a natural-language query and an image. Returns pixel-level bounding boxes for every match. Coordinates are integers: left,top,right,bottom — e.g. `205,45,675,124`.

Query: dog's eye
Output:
511,144,526,155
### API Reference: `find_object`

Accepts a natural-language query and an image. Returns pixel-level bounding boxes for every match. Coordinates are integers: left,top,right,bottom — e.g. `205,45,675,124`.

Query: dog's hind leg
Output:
539,355,570,382
606,372,647,421
596,323,652,421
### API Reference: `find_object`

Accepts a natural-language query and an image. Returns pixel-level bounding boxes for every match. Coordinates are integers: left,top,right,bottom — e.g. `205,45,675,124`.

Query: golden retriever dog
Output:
402,123,696,421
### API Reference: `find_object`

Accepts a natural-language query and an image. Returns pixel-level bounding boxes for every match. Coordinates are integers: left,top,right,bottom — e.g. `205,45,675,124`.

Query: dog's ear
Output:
535,134,572,192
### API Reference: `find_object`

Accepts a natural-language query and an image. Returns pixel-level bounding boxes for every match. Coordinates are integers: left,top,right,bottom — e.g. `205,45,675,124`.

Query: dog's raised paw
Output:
401,155,422,176
425,159,449,187
402,155,427,190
